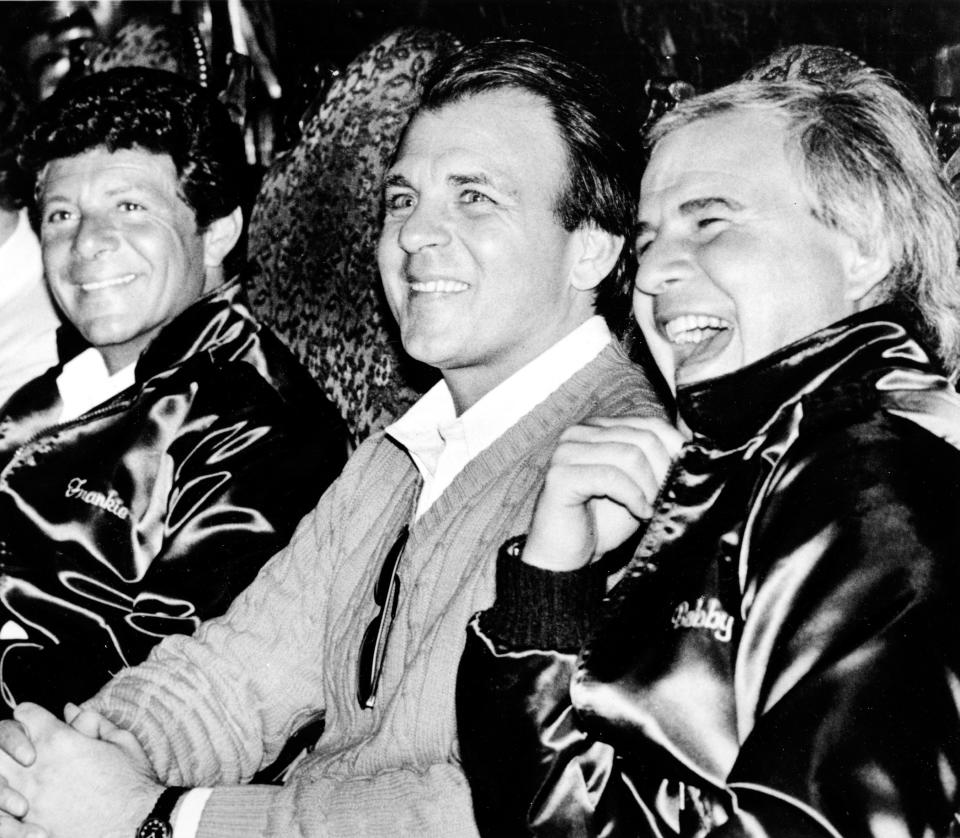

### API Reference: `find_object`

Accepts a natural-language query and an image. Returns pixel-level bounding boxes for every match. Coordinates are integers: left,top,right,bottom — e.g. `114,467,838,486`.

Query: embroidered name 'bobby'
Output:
671,596,733,642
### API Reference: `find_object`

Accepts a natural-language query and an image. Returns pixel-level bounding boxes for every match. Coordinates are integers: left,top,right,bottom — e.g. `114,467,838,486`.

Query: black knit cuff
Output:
478,535,606,653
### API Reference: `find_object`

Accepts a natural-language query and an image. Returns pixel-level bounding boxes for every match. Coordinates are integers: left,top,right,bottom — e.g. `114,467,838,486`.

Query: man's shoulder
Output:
563,342,667,420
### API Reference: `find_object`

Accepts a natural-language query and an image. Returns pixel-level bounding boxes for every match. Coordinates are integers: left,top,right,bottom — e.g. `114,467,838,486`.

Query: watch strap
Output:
136,786,188,838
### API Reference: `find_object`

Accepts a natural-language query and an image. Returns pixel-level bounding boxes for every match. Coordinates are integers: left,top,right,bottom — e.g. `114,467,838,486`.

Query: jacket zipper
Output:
1,392,136,482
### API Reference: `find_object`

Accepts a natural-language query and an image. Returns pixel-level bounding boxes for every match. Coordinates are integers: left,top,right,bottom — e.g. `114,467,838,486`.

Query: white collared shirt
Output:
57,348,136,422
386,315,611,518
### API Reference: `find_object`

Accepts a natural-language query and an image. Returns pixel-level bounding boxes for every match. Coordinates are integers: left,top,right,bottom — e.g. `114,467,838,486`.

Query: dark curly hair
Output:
19,67,245,230
0,66,31,213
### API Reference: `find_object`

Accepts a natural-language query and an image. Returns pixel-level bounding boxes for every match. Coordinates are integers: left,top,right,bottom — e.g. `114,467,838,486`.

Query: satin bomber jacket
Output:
459,307,960,838
0,278,347,713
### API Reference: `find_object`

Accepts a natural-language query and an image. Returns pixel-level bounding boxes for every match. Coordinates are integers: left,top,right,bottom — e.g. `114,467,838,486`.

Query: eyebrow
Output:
382,173,410,190
41,183,161,205
382,170,516,197
636,196,745,236
678,196,745,215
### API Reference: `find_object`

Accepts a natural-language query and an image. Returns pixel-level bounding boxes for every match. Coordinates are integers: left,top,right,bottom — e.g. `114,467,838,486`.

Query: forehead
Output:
640,110,805,213
39,147,181,199
390,89,568,192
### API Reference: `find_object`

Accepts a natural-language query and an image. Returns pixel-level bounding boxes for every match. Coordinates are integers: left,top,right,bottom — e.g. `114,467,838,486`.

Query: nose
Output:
396,198,451,254
634,233,694,297
73,213,120,260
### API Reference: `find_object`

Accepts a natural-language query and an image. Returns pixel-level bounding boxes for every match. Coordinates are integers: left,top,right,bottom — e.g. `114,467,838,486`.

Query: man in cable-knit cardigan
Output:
0,39,665,838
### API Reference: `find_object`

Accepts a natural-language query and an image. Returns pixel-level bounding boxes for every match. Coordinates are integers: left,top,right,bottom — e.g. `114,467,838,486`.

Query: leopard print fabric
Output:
87,16,210,86
740,44,867,84
246,27,461,446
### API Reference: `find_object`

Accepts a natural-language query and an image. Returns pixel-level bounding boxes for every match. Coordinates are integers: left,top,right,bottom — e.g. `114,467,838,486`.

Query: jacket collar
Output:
676,305,937,447
135,277,258,380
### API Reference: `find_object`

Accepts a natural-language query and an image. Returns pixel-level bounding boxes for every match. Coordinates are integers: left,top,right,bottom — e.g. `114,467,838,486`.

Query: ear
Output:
843,234,892,305
569,224,624,292
202,207,243,269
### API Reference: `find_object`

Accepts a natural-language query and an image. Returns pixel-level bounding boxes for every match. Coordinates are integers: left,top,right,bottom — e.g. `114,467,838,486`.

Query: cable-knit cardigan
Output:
88,342,664,837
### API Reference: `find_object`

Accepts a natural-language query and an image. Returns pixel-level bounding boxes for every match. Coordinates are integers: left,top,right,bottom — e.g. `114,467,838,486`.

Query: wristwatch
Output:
136,787,187,838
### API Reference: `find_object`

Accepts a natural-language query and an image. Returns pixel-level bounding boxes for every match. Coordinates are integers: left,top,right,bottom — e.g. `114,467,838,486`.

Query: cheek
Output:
632,290,674,378
376,237,404,316
40,238,69,276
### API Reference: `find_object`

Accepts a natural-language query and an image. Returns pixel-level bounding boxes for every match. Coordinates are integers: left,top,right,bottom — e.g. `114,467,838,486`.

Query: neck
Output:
443,313,597,415
98,345,141,376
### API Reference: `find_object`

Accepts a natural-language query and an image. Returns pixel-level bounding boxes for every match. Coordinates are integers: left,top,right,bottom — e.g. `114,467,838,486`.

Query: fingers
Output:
0,783,28,820
522,416,686,571
0,814,46,838
582,414,689,448
64,704,112,739
0,718,35,768
65,705,148,767
542,459,656,521
552,421,683,507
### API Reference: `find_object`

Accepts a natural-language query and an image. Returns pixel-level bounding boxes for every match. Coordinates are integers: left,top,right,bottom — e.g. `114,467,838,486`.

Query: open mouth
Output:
664,314,731,344
409,278,469,294
662,314,733,374
79,273,137,292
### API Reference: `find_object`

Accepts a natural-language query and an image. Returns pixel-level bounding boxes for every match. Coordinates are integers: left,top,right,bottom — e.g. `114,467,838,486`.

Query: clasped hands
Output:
0,702,161,838
523,415,686,571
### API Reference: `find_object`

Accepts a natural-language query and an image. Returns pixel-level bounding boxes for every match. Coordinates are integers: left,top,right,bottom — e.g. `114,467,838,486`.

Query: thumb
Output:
65,703,150,768
65,703,126,744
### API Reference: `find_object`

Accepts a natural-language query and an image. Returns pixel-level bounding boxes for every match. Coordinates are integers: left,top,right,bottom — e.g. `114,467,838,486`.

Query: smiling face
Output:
634,109,886,389
377,89,601,412
39,147,226,373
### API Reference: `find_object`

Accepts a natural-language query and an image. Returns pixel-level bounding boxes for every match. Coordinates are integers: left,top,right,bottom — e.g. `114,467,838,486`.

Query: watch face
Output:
136,817,172,838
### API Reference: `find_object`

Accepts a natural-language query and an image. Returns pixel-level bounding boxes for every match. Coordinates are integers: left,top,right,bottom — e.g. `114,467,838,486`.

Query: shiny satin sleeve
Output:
458,546,652,837
727,413,960,836
135,364,347,641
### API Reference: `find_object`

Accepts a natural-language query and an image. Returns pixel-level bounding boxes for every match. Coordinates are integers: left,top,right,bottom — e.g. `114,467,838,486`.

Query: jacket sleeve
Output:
723,415,960,837
86,458,350,787
458,544,651,837
123,362,347,646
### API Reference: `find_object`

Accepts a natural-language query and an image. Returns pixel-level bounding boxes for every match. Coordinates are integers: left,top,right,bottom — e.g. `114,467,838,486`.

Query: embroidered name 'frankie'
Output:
65,477,130,520
671,596,733,642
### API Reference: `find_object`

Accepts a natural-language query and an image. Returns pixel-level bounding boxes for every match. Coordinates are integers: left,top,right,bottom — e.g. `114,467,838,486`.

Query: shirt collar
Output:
57,347,136,422
387,315,611,477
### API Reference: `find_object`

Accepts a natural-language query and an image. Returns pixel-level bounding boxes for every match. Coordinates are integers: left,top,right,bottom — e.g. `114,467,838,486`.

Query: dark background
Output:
3,0,960,161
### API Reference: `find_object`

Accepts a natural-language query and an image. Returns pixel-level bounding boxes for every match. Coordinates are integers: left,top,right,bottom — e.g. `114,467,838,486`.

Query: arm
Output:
86,483,342,787
78,428,367,790
458,417,684,837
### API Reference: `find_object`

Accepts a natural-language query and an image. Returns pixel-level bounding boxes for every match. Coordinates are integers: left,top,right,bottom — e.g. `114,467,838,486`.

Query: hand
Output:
524,416,685,572
0,703,161,838
0,715,35,831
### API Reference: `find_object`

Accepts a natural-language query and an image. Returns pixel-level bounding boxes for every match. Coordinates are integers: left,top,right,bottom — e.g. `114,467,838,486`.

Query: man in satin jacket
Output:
0,67,346,714
457,62,960,836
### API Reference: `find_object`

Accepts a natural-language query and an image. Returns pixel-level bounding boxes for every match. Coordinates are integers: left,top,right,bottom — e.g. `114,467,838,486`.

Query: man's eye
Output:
44,209,73,224
384,192,415,212
118,201,145,212
697,217,726,230
460,189,492,205
635,236,654,255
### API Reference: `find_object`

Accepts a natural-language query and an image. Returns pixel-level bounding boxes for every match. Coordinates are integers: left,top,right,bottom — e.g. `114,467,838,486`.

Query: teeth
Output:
80,273,137,292
664,314,731,344
409,279,468,294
